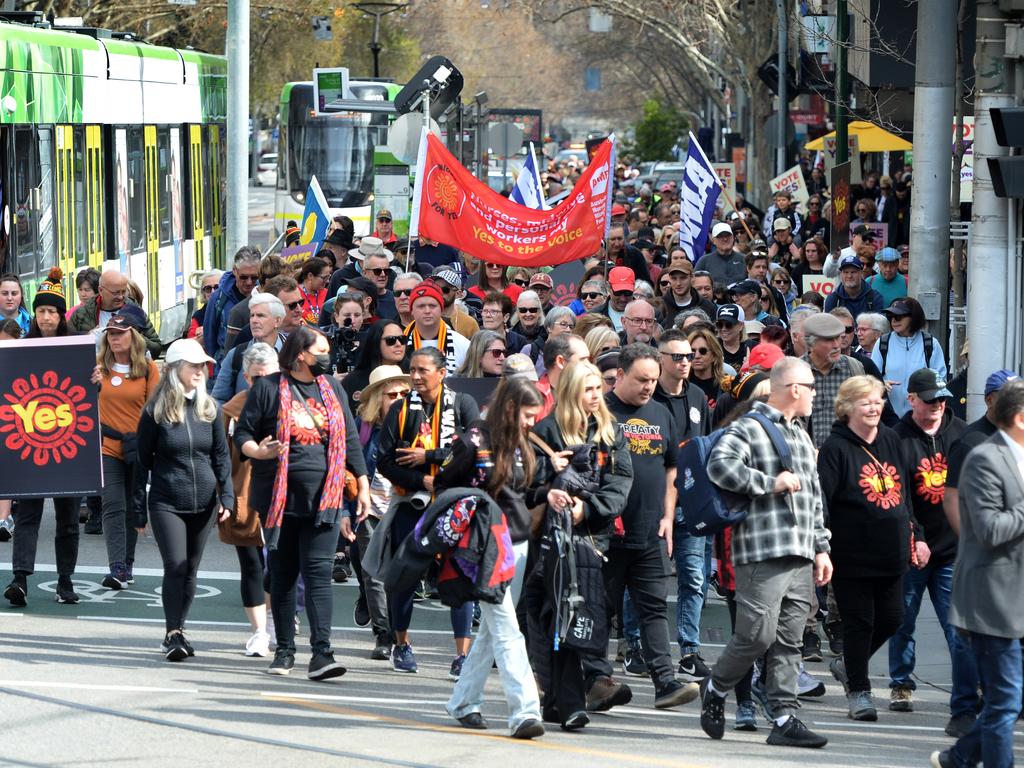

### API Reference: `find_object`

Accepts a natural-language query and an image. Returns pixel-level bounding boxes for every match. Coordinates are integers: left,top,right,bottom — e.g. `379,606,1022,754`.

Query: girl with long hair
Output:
92,314,160,590
686,328,726,412
437,377,548,739
470,262,519,302
526,361,633,729
458,330,506,378
297,257,332,326
134,339,233,661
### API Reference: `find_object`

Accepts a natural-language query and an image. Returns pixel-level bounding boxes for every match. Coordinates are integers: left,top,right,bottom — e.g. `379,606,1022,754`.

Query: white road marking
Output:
2,681,198,694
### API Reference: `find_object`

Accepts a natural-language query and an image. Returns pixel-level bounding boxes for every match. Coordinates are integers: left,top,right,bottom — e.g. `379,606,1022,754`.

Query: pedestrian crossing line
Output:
2,680,197,694
266,694,712,767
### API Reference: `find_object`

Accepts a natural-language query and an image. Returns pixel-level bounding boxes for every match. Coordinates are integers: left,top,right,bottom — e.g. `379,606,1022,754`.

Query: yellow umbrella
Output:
804,120,912,152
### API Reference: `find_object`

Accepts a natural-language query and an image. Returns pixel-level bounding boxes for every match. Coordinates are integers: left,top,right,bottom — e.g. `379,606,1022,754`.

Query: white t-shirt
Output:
607,305,625,332
418,330,469,372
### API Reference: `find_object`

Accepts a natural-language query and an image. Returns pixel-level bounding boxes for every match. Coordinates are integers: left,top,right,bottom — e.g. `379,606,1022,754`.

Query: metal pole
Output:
226,0,250,258
371,12,382,78
835,0,849,165
966,0,1013,419
908,0,955,354
776,0,787,175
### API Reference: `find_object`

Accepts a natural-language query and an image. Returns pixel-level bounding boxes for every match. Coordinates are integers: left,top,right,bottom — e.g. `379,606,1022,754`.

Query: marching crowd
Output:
1,163,1021,767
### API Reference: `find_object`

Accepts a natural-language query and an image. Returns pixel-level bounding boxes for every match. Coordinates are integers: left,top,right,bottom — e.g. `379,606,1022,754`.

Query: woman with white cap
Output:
134,338,234,662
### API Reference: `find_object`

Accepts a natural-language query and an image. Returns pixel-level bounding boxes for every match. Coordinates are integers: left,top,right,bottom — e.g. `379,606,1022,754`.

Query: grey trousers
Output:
711,556,814,718
356,516,389,637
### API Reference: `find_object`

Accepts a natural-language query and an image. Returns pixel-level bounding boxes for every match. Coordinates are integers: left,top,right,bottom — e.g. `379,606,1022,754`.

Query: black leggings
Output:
149,506,217,632
234,545,266,608
831,574,905,693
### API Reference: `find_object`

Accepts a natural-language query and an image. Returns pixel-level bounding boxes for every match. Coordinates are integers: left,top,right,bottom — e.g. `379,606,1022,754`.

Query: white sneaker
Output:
245,631,271,657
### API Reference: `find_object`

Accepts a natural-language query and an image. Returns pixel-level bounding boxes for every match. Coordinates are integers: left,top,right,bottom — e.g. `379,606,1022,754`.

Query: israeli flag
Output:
677,132,722,262
299,175,332,247
509,142,549,210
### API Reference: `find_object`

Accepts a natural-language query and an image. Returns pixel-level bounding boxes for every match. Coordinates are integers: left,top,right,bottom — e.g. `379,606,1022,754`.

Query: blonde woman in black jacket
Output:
135,339,234,662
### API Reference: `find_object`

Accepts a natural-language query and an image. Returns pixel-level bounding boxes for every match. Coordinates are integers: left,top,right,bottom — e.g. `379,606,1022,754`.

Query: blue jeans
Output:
623,589,640,643
673,510,711,655
888,562,980,717
950,631,1021,768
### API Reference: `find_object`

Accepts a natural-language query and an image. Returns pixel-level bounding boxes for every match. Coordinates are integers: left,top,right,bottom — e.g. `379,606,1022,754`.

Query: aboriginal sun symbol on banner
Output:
0,371,95,466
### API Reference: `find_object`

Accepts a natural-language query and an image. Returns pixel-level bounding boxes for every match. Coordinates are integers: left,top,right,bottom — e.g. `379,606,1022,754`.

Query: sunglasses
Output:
337,291,365,301
581,292,605,301
377,217,392,223
773,279,790,286
661,351,695,362
518,306,540,314
602,375,618,386
385,389,409,400
236,274,258,283
486,348,507,358
658,282,671,290
511,279,529,287
368,267,389,277
612,290,633,297
760,295,770,302
844,326,855,334
382,335,404,346
201,285,216,294
394,288,413,297
692,347,710,355
716,321,738,329
285,300,303,310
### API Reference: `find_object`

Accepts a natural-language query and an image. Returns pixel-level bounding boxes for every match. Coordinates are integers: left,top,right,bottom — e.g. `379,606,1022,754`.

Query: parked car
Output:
255,153,277,186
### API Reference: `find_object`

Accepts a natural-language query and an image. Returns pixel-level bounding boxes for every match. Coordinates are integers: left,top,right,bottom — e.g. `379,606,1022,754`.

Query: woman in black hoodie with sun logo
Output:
817,375,926,725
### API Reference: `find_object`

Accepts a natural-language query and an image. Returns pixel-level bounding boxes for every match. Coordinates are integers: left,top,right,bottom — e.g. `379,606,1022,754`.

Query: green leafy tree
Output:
627,99,688,161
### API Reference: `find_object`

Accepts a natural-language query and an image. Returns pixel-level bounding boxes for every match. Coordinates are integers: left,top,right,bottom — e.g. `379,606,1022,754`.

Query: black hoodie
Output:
893,409,967,567
653,379,711,442
817,422,917,579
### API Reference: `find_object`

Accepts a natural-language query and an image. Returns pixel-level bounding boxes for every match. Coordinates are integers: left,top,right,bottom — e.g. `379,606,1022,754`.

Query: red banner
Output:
411,132,614,268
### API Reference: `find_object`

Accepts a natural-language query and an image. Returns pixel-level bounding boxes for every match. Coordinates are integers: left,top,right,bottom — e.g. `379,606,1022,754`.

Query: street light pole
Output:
351,2,408,78
776,0,787,175
226,0,249,260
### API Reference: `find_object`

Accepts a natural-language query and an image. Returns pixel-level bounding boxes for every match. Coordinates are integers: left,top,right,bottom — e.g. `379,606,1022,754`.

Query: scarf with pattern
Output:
405,319,458,373
265,373,347,549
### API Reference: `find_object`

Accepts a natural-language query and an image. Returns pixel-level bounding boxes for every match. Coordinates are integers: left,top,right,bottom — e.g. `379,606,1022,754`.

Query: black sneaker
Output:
83,513,103,535
55,580,79,604
766,715,828,748
371,632,392,661
163,630,188,662
353,597,371,628
308,651,347,681
654,679,700,709
678,652,711,682
699,677,727,740
3,577,27,607
268,649,295,676
944,712,976,739
331,553,350,583
561,710,589,731
622,646,648,677
801,630,823,663
510,718,544,740
457,712,488,730
179,630,195,657
930,750,956,768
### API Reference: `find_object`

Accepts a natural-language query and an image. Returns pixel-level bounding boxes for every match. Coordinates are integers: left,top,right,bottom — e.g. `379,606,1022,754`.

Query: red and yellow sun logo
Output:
0,371,95,466
915,454,947,505
858,461,903,509
432,170,460,214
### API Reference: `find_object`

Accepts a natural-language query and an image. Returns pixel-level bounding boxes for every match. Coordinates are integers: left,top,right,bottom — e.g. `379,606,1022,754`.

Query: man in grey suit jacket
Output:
932,379,1024,768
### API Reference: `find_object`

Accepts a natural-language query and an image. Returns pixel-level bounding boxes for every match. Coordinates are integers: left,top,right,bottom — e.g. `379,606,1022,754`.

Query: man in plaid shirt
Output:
698,357,833,749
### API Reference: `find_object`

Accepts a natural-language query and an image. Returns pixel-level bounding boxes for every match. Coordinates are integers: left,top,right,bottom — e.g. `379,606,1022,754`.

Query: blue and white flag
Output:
677,132,722,263
509,142,548,210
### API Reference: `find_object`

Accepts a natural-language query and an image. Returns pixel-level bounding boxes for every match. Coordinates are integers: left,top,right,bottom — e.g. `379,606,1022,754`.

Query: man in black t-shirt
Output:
587,344,700,712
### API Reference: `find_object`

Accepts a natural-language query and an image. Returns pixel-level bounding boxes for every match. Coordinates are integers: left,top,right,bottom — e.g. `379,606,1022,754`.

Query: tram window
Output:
201,127,212,236
127,128,145,253
157,128,171,245
73,127,86,266
14,127,37,278
36,127,56,273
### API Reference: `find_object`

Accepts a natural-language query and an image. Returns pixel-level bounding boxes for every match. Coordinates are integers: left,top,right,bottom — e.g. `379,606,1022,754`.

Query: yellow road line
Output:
265,694,709,767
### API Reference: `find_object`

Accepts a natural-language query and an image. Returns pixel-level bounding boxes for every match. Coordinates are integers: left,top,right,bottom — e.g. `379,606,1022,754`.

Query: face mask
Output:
308,352,332,377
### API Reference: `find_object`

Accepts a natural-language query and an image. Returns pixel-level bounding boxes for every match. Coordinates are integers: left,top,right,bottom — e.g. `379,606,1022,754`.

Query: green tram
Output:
0,15,226,340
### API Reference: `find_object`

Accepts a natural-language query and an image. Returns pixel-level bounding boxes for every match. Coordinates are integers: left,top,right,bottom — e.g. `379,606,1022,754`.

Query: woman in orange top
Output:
91,313,160,590
296,257,331,327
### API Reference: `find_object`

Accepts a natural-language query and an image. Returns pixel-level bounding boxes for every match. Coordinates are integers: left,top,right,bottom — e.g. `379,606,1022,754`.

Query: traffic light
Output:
987,107,1024,197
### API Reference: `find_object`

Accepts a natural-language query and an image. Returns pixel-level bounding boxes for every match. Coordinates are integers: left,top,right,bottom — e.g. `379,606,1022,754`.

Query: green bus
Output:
0,15,226,340
274,79,410,241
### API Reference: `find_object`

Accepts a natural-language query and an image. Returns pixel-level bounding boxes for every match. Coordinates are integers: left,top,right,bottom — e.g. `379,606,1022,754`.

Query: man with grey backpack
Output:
698,357,833,749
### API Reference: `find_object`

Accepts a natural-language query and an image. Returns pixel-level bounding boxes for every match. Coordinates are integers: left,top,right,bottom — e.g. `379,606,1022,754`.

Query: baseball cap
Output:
744,320,765,336
716,304,742,324
898,244,910,255
745,342,785,371
985,369,1019,396
907,368,953,402
728,279,761,296
608,266,636,292
430,266,462,289
884,300,912,317
772,217,792,231
711,222,733,238
529,272,553,290
852,224,875,240
611,204,627,217
502,353,539,382
658,182,673,193
838,254,865,271
876,247,900,263
102,314,140,333
165,338,215,366
802,312,846,339
667,260,694,275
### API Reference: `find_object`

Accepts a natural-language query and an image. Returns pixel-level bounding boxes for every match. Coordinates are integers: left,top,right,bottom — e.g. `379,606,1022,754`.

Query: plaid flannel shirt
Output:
706,401,830,566
802,354,863,448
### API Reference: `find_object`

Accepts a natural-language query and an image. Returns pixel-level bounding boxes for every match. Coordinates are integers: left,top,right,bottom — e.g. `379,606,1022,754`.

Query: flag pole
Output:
407,126,430,272
687,131,755,243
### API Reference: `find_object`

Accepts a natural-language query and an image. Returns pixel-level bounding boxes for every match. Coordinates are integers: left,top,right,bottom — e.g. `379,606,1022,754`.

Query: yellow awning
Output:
804,120,912,152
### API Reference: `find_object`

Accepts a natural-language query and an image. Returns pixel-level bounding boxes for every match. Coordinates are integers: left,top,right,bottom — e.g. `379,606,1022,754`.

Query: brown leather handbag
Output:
218,391,264,547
